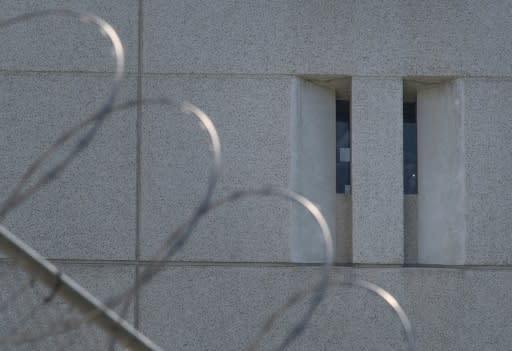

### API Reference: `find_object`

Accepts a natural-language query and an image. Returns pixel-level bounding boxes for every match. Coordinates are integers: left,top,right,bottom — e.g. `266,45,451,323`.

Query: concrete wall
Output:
290,79,336,262
142,0,512,77
140,75,294,262
416,79,512,265
2,1,512,350
417,80,467,265
335,195,352,263
463,79,512,265
137,265,512,351
351,77,404,264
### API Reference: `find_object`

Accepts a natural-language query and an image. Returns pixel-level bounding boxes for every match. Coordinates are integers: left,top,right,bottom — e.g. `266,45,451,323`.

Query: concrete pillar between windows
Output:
289,78,336,263
351,77,404,264
417,80,466,265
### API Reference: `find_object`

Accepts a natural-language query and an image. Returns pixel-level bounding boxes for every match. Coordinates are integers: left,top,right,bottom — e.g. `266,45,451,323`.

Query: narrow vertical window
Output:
336,100,351,194
403,103,417,194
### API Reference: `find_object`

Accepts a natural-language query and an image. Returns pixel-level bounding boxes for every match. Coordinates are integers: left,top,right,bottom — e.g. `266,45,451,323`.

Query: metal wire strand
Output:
247,278,417,351
342,279,416,351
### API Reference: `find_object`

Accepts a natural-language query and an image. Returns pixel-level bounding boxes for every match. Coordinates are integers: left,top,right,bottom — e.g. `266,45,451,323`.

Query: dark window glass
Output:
336,101,350,194
403,103,417,194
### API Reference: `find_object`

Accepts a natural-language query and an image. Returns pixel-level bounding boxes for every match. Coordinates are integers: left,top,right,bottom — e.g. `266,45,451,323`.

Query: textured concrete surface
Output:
417,78,512,265
404,195,418,264
0,73,137,260
289,78,335,263
335,195,352,263
417,80,466,265
401,268,465,351
144,0,512,77
463,79,512,265
138,266,403,351
0,0,138,73
336,195,417,264
0,261,136,351
3,1,512,350
140,75,293,262
462,270,512,351
138,265,512,351
351,77,403,264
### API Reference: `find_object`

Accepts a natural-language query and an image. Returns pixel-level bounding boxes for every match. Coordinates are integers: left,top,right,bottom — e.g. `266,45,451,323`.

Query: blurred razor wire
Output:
0,9,416,351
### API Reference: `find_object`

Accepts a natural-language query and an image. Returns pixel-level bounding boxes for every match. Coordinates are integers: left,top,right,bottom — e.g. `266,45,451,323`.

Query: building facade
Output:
2,1,512,350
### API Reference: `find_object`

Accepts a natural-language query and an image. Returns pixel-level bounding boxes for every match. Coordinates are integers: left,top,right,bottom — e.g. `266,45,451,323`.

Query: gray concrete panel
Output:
289,79,336,263
351,77,403,264
417,80,466,265
463,79,512,264
404,195,417,264
56,262,136,306
335,194,352,263
0,0,138,73
138,265,512,351
358,267,465,351
144,0,512,77
140,75,293,262
462,270,512,351
0,73,137,260
404,268,465,351
138,266,405,351
0,262,136,351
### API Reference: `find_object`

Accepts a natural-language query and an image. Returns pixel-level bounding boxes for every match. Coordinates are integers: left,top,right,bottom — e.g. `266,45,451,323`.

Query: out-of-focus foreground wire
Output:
0,224,164,351
344,279,416,351
246,278,417,351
